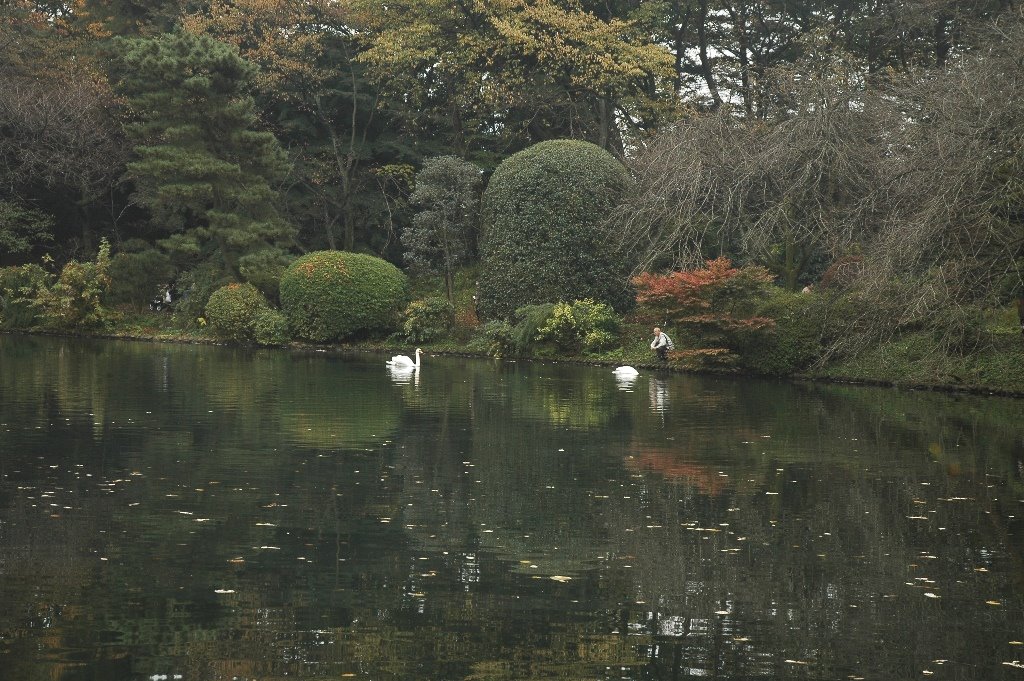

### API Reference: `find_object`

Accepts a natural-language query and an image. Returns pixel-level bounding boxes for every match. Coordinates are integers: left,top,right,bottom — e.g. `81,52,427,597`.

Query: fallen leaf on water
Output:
784,660,810,665
214,589,235,594
550,575,572,583
1009,641,1023,646
1003,661,1024,669
986,600,1002,606
924,592,940,598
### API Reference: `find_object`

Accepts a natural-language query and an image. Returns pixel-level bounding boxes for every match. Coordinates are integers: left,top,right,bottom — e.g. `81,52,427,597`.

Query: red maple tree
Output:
632,257,775,367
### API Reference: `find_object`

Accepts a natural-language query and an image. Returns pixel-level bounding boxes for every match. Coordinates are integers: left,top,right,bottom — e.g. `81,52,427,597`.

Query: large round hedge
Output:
279,251,408,341
478,139,632,319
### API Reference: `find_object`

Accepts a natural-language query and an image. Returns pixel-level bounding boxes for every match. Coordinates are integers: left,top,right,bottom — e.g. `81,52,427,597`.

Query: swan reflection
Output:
387,364,420,386
614,372,639,392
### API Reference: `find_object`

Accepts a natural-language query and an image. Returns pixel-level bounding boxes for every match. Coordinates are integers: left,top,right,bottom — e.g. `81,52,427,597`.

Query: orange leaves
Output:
633,257,776,367
633,256,742,316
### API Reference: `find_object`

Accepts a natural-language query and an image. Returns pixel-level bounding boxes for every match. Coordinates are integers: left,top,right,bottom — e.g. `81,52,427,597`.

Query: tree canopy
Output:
0,0,1020,349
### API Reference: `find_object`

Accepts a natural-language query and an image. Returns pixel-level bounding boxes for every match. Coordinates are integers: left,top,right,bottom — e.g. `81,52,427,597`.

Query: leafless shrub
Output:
0,71,126,201
612,11,1024,357
610,44,894,290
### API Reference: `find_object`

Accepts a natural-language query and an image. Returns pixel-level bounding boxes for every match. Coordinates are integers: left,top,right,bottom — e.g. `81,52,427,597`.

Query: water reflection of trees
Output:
2,336,1024,679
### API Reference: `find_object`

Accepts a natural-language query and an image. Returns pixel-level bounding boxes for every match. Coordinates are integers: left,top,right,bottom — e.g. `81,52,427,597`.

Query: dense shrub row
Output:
1,247,409,348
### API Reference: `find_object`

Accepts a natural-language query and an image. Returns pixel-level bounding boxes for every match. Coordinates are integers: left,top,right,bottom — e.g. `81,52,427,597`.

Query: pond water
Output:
1,334,1024,680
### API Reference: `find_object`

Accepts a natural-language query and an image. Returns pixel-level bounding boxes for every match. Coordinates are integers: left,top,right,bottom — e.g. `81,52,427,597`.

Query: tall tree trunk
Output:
732,2,753,117
342,191,355,252
670,0,692,98
698,0,723,110
597,96,612,151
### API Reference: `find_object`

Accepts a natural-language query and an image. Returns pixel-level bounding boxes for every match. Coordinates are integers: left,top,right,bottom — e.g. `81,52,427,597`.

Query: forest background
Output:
0,0,1022,392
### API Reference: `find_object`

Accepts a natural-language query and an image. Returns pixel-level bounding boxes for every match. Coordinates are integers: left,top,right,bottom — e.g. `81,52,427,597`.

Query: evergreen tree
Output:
403,156,482,304
113,32,294,281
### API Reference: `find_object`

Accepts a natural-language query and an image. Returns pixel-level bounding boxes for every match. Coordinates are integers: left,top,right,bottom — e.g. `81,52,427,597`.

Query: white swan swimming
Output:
387,348,423,368
612,365,639,377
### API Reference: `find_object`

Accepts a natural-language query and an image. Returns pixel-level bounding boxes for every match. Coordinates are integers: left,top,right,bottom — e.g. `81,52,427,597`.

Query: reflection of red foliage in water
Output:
626,450,729,496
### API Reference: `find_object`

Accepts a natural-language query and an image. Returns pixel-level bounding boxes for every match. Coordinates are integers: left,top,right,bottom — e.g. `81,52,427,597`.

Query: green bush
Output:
0,263,51,329
509,303,555,356
473,305,558,358
36,239,113,331
108,244,175,308
478,319,515,357
478,139,633,319
403,296,455,343
174,263,232,328
738,289,824,375
535,299,621,354
205,282,270,343
253,307,290,346
280,250,409,342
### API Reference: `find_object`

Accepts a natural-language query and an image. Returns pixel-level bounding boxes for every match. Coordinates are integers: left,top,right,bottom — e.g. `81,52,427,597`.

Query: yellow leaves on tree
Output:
350,0,676,144
182,0,349,98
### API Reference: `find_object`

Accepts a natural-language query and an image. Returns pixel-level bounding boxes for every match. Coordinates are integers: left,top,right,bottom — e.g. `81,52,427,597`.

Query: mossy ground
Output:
818,329,1024,394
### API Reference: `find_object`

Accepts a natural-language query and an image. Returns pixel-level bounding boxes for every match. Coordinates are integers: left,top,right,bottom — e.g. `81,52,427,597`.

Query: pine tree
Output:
114,32,294,280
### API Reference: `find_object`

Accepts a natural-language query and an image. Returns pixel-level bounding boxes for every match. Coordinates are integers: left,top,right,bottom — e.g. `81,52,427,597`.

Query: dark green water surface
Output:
2,334,1024,681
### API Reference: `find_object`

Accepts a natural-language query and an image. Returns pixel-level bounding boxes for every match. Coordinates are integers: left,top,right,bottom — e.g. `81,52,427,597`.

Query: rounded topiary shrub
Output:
205,282,269,342
478,139,632,319
253,308,290,346
279,251,408,342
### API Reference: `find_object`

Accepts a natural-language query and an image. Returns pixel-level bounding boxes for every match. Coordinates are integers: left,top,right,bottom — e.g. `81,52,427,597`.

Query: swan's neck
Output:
414,351,421,367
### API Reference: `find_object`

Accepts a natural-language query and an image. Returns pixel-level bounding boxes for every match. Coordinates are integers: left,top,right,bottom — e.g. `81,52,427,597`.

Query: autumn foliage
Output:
632,257,775,368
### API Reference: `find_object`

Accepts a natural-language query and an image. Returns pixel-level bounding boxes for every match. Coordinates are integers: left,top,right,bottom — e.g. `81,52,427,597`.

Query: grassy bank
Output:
4,265,1022,397
815,330,1024,395
12,304,1018,399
